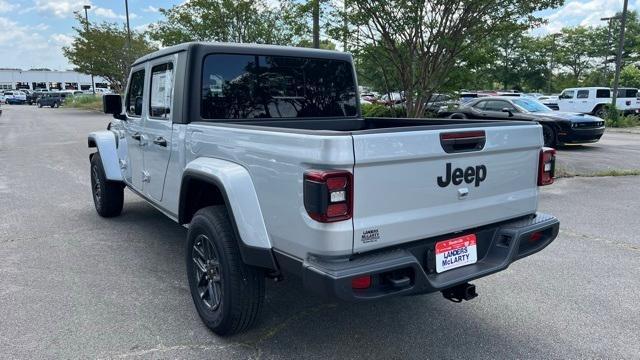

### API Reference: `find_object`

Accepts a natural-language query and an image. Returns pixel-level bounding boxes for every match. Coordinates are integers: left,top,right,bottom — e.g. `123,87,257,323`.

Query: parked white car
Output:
557,87,640,118
2,90,27,104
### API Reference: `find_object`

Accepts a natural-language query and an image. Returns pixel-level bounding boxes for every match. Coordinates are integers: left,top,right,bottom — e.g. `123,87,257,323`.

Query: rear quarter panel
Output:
185,123,355,259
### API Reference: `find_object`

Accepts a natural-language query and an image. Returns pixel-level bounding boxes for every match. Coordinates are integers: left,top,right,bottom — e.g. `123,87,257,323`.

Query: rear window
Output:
596,89,611,98
577,90,589,99
618,89,638,98
201,54,357,119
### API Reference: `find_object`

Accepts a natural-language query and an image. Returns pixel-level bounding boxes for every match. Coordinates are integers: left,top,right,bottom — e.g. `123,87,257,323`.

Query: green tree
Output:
148,0,306,47
555,26,600,82
330,0,564,117
63,15,156,92
618,64,640,88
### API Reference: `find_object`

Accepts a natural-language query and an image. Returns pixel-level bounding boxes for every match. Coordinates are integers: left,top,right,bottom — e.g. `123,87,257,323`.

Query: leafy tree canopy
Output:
63,14,157,92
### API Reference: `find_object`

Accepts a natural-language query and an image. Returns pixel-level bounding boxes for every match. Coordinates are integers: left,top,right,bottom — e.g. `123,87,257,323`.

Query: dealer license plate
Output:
435,234,477,273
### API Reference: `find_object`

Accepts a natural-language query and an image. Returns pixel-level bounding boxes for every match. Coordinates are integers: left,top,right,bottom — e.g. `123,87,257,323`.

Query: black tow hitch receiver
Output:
441,283,478,303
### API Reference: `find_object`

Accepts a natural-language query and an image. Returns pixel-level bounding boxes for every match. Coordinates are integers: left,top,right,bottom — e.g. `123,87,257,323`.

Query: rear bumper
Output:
559,127,605,144
276,213,559,301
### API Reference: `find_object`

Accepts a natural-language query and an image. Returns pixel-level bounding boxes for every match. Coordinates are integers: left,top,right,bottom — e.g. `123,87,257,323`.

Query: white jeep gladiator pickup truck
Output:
89,42,560,336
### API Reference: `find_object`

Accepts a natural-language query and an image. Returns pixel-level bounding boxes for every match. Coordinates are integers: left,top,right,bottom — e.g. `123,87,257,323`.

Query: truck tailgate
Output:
351,124,541,253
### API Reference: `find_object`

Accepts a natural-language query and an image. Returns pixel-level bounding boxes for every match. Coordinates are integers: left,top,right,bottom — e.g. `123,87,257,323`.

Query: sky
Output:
0,0,638,71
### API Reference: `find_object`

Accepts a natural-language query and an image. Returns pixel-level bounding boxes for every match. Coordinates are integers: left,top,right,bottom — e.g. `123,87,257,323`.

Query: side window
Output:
149,63,174,119
560,90,575,99
126,69,145,117
595,89,610,98
472,101,486,110
576,90,589,99
484,101,514,111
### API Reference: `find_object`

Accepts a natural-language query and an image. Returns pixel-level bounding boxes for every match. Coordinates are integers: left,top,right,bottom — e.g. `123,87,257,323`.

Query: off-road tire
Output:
186,206,265,336
541,124,557,147
594,106,608,119
90,152,124,217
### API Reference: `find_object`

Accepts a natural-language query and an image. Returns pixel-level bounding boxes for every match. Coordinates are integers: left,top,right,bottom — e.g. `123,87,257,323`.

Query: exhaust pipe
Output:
441,283,478,303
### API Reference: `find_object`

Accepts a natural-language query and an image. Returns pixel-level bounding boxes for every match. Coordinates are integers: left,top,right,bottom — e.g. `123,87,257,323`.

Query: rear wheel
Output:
37,102,42,108
186,206,265,336
594,106,608,119
90,153,124,217
541,124,557,147
449,113,467,119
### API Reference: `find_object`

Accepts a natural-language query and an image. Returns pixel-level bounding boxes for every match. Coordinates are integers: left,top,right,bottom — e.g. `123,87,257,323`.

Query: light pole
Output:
611,0,629,112
601,15,622,82
83,4,95,95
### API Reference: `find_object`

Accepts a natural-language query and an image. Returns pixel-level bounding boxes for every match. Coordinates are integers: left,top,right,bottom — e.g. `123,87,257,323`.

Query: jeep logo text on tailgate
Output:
437,163,487,187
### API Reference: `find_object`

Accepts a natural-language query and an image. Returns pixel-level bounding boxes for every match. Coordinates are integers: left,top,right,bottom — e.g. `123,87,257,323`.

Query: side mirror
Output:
502,108,514,117
103,94,125,120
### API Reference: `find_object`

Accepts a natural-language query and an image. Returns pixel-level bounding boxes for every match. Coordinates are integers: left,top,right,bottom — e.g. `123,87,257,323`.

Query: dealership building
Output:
0,69,110,91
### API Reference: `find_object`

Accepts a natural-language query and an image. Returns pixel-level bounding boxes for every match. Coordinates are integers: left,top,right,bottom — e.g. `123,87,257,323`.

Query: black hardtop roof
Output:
132,42,353,66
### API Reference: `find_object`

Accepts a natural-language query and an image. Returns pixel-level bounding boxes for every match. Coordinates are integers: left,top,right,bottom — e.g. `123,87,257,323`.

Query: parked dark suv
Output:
37,93,64,108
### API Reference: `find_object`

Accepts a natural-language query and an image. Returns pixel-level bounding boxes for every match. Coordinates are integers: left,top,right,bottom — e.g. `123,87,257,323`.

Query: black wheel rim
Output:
92,165,102,208
192,234,222,311
543,127,553,146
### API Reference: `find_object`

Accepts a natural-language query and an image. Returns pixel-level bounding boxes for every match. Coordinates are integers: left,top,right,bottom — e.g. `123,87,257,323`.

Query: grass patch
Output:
555,165,640,178
64,94,103,111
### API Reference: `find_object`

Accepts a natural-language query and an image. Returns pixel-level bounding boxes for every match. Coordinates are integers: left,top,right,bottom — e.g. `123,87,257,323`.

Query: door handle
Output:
131,132,141,141
153,136,167,147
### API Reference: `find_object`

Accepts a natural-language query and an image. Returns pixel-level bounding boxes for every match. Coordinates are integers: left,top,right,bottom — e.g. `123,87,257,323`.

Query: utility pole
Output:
611,0,629,111
124,0,132,63
343,0,348,52
601,16,621,82
83,5,95,95
312,0,320,48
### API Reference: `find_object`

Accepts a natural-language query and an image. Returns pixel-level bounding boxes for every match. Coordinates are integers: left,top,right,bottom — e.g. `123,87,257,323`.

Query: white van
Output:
557,87,640,118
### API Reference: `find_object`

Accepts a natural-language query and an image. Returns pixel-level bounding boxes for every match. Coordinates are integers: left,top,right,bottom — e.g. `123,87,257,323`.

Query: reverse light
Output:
538,147,556,186
304,170,353,222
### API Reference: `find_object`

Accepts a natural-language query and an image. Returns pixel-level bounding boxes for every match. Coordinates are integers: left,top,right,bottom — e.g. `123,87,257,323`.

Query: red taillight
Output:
351,275,371,289
304,170,353,223
529,231,543,243
538,147,556,186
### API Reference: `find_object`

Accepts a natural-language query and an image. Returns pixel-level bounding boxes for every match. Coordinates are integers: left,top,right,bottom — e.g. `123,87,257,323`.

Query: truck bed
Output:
186,116,543,257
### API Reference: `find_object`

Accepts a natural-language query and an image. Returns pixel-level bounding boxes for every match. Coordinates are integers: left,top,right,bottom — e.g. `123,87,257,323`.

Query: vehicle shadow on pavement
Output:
104,199,557,359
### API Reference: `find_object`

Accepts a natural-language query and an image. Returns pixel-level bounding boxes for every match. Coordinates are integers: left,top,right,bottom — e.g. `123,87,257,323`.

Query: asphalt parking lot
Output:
1,105,639,359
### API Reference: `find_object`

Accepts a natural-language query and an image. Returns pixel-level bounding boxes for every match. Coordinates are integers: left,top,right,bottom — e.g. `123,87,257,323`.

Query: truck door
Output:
576,89,590,112
122,67,147,191
558,89,575,112
142,59,175,202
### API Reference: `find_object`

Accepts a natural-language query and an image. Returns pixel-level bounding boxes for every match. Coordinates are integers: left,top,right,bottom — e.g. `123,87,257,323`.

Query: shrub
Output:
606,114,640,128
605,104,640,127
361,103,406,117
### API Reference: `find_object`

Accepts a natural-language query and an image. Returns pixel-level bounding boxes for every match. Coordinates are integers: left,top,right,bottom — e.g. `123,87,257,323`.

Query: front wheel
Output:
186,206,265,336
542,124,557,147
90,153,124,217
37,102,42,108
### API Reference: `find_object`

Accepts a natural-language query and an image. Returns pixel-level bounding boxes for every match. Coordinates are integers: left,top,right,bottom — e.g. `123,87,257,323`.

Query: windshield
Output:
513,98,552,113
201,54,357,119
